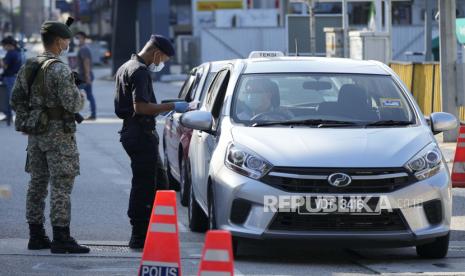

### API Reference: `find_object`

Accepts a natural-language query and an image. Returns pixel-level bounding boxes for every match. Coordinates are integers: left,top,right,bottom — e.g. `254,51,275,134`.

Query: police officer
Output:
10,21,89,254
115,35,189,249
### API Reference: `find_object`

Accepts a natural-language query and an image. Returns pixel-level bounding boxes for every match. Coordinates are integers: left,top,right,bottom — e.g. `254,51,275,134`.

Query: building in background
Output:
0,0,20,36
20,0,44,37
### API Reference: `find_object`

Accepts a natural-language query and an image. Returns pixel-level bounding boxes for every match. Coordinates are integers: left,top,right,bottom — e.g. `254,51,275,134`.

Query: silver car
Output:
181,54,457,258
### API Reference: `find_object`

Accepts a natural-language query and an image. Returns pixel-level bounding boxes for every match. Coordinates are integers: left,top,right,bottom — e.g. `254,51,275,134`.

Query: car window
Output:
206,70,228,111
190,67,205,100
211,71,230,119
199,72,216,104
232,73,415,126
178,74,196,100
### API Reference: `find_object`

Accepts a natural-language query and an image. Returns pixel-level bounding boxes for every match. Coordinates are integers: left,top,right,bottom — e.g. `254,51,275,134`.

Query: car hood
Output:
230,126,434,168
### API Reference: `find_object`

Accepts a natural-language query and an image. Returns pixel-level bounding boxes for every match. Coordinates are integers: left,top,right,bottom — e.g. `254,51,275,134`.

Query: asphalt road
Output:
1,67,465,276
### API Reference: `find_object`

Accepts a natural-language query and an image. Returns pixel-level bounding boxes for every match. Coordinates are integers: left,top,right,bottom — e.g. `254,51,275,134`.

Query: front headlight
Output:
225,143,272,179
405,143,443,180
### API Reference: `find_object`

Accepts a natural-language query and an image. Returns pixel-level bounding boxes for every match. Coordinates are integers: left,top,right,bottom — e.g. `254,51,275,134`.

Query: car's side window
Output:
178,73,196,100
211,71,230,119
191,67,205,100
205,70,228,110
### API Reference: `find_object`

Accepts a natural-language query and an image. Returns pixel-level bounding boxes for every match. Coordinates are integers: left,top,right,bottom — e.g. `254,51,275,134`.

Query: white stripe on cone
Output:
204,249,230,262
200,272,231,276
154,205,175,216
150,223,177,233
141,260,179,268
453,162,465,173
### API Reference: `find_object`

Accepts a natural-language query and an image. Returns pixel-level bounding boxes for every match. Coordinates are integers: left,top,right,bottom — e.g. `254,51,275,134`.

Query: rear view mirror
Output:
180,111,214,133
430,112,458,134
302,81,332,91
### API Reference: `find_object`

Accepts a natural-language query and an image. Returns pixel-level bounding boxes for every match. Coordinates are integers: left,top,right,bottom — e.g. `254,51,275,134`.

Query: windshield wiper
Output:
364,120,415,127
251,119,360,127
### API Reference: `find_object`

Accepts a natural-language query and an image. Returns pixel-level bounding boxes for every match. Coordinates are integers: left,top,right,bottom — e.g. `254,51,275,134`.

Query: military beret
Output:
40,21,73,39
150,34,175,57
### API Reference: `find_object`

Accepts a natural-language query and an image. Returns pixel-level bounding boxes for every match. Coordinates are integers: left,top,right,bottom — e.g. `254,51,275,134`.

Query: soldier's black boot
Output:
50,226,90,254
28,224,51,250
129,222,148,249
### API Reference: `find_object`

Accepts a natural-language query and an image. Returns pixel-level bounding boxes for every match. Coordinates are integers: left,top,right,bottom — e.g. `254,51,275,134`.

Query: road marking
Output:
82,118,123,124
101,168,122,175
451,215,465,230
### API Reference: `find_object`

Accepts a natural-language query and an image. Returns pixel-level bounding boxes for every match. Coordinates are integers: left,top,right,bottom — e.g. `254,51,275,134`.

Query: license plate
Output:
297,195,380,215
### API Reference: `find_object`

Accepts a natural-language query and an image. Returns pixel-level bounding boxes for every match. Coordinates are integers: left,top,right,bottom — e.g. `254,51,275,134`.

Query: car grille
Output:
261,167,415,193
268,210,407,232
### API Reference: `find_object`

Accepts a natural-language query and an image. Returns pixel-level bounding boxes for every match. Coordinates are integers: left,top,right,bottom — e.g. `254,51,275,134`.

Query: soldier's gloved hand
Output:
173,101,189,113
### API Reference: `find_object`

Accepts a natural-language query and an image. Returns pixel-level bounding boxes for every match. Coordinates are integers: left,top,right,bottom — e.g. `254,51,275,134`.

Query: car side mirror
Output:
161,98,184,104
180,111,215,134
430,112,458,134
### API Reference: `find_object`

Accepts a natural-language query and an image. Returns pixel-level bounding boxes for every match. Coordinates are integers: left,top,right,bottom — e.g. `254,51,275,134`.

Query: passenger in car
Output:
237,78,291,121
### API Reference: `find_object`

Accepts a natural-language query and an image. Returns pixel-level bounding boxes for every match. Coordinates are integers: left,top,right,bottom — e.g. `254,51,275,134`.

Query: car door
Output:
166,71,196,175
171,66,205,177
190,69,226,208
196,68,231,207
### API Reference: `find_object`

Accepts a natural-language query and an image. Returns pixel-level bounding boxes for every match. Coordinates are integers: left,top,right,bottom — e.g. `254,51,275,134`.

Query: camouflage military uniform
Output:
10,51,84,227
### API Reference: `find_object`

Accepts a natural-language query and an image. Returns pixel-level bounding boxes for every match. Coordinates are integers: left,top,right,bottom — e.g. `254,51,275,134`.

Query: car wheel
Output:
188,181,208,232
179,158,190,206
416,233,449,259
208,185,217,230
164,152,179,191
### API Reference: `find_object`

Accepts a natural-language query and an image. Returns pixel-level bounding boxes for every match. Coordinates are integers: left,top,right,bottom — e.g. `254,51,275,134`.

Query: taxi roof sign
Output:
248,51,285,59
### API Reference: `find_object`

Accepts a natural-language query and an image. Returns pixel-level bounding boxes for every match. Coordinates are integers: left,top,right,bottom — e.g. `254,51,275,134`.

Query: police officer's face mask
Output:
149,51,166,72
149,62,164,72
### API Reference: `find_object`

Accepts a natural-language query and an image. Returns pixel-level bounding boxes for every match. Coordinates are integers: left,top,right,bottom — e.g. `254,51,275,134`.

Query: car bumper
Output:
212,164,452,246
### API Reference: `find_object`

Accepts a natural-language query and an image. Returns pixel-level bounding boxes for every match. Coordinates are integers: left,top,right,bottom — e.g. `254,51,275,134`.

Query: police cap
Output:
40,21,73,39
150,34,175,57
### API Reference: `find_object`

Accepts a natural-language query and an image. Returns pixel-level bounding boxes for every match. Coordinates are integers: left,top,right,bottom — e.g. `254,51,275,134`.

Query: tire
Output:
188,181,208,232
208,184,217,230
416,233,449,259
164,151,179,191
179,158,190,206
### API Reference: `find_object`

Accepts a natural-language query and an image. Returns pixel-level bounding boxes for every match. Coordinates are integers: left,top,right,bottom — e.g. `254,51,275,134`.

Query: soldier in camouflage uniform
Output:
10,21,89,254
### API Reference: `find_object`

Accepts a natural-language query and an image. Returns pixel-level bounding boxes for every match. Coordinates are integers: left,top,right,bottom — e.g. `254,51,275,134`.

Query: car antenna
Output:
294,38,299,56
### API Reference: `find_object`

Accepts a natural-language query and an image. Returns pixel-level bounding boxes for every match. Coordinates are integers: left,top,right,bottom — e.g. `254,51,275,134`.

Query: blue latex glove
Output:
173,101,189,113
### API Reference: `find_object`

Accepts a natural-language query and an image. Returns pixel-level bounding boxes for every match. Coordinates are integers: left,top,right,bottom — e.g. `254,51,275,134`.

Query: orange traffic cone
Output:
138,190,181,276
198,230,234,276
452,125,465,188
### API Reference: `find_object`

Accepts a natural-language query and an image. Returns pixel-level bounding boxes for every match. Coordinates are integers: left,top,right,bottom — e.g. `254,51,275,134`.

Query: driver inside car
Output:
236,78,291,121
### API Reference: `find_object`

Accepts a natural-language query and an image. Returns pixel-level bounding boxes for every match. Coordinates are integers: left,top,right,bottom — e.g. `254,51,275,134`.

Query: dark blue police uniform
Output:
114,54,167,227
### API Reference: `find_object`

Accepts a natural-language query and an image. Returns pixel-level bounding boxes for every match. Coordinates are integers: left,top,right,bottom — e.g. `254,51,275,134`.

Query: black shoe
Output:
28,224,51,250
51,226,90,254
129,223,148,249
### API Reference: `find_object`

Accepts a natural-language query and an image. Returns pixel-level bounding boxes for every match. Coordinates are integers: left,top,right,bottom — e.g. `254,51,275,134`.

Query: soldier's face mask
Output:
58,38,70,56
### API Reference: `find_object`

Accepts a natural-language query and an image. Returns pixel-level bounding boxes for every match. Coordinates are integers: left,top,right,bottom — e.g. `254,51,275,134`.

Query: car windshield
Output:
231,73,416,127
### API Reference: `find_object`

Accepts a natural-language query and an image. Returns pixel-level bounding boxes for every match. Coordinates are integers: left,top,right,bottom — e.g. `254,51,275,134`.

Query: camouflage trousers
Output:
25,126,80,227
